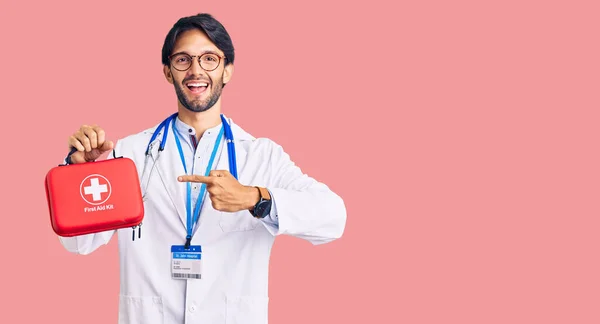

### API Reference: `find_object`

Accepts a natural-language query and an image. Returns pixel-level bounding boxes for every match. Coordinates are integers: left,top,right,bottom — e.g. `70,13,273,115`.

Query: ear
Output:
223,63,234,85
163,65,174,84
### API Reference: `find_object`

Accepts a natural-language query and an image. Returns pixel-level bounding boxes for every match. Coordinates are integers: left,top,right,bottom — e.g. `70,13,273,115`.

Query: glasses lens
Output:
200,53,220,71
171,54,192,71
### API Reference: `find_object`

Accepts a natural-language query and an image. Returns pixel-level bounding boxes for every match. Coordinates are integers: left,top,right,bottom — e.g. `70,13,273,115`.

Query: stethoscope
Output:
139,112,238,198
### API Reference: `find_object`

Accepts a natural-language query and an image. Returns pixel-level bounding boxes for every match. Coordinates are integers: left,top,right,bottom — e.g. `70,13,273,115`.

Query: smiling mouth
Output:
185,81,209,94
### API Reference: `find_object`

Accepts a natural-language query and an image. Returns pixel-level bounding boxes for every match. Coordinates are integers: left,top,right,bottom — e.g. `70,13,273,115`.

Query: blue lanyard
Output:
170,114,237,248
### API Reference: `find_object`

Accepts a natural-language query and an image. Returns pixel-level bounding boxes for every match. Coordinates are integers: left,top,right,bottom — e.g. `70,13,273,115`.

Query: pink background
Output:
1,0,599,323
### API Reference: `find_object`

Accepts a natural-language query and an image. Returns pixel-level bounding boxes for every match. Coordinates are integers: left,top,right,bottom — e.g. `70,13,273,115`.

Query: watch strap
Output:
257,187,271,201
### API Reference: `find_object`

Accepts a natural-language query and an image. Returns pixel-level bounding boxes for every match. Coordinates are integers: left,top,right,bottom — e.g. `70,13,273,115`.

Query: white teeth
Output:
188,83,207,87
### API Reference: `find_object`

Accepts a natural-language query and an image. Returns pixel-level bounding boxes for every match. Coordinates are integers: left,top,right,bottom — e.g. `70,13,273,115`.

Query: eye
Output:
176,56,190,63
203,54,218,62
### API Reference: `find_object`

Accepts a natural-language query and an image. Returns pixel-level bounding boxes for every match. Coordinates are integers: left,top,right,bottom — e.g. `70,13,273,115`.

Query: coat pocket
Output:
225,296,269,324
219,211,260,232
118,295,164,324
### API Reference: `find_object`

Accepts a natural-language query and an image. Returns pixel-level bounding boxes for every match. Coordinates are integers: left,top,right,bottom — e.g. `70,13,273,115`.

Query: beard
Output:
174,73,224,113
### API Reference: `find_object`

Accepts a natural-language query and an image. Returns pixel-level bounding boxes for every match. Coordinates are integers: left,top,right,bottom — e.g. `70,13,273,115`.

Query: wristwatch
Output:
251,187,272,219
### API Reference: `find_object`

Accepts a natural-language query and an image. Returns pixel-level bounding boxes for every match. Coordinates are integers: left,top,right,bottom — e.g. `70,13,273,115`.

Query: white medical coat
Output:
57,116,347,324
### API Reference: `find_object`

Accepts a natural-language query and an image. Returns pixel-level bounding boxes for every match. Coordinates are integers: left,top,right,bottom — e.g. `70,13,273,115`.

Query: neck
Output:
177,103,222,141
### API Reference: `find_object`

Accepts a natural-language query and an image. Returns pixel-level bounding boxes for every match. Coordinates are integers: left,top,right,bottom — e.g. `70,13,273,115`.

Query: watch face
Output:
255,200,271,218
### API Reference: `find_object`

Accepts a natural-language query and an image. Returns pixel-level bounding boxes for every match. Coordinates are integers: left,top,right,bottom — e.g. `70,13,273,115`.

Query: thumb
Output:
81,140,114,162
98,140,114,153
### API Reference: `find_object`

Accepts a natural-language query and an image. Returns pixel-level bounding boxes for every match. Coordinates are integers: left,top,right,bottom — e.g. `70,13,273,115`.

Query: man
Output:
59,13,346,324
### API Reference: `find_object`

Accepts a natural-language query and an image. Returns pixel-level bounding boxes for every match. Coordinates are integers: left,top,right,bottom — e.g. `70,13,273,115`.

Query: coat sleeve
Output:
56,140,123,255
258,139,347,245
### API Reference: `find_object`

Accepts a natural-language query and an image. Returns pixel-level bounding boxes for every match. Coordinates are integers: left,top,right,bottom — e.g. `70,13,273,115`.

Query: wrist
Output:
245,186,260,210
248,186,272,218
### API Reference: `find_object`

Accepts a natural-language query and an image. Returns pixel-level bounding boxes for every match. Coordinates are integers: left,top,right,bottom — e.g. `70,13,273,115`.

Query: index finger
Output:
92,125,106,146
177,175,215,183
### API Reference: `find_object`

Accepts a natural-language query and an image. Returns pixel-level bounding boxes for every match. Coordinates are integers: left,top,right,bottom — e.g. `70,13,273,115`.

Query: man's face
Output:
164,29,233,113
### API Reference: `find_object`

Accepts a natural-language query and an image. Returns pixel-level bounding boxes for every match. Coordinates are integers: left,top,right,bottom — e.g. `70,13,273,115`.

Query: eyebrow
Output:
171,50,223,57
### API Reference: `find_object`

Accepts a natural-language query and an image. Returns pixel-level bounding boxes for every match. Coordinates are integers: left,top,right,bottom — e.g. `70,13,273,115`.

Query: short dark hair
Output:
161,13,235,67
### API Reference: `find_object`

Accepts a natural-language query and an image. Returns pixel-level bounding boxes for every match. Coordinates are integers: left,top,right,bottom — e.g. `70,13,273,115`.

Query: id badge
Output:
171,245,202,280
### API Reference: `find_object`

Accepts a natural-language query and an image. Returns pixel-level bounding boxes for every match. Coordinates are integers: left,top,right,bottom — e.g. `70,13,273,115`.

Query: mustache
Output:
182,77,211,84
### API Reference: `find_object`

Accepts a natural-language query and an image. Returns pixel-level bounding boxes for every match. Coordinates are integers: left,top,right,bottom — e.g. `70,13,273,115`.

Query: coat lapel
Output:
149,122,188,229
192,117,252,234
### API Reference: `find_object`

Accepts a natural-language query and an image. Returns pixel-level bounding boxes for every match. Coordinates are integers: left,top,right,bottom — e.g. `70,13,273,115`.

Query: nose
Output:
188,56,205,77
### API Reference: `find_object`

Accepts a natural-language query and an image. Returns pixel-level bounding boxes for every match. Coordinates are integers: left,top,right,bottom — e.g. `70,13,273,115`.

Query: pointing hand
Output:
177,170,260,213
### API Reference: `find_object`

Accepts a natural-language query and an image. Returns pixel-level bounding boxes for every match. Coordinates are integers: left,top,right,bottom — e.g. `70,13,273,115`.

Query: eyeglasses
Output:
168,52,225,72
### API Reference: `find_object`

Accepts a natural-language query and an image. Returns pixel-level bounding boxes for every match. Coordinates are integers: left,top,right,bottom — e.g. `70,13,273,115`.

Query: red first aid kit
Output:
45,157,144,237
